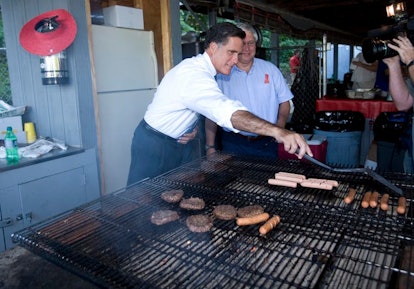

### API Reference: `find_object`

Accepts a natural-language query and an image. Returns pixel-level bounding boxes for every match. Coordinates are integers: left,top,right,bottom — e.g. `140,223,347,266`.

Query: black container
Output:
374,111,412,145
314,111,365,132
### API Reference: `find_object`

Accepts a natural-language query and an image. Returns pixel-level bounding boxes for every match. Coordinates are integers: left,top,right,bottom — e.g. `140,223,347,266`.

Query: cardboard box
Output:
278,134,327,162
0,116,26,143
0,116,23,136
103,5,144,29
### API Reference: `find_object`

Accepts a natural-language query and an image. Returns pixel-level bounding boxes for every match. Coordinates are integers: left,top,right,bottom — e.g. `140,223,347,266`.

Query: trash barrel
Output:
373,111,412,173
313,111,365,167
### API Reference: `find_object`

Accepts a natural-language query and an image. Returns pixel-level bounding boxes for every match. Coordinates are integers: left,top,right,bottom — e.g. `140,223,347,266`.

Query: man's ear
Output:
210,42,218,53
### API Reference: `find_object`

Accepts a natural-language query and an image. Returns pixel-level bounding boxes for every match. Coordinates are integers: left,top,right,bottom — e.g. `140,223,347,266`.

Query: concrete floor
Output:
0,246,100,289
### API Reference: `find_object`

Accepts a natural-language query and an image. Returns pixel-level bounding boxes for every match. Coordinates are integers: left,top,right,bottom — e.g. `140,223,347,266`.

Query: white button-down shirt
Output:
144,52,248,139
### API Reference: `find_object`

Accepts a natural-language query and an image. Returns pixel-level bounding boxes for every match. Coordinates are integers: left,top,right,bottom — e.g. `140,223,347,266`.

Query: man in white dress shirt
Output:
127,22,313,186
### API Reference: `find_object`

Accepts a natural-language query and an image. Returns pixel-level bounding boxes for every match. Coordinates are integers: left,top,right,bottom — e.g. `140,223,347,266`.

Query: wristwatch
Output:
407,60,414,68
205,144,216,150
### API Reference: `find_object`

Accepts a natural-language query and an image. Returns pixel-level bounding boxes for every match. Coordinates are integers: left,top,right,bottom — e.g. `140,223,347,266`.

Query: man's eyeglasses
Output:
244,41,256,47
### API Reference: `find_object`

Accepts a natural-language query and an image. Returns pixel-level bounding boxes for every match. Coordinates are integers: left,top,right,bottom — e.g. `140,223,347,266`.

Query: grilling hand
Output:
177,127,198,144
278,131,313,159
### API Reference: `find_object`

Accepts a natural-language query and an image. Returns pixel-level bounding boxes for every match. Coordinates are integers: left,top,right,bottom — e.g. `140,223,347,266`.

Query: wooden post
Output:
133,0,143,8
140,0,173,80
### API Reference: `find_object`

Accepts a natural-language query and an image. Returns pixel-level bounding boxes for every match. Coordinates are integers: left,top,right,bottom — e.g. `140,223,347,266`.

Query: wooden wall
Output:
0,0,97,149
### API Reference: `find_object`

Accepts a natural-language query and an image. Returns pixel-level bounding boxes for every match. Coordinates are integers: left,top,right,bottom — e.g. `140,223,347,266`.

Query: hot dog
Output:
380,193,389,211
268,178,298,188
236,212,270,226
369,191,379,208
397,196,406,215
361,191,372,208
275,172,306,181
299,180,333,190
259,215,281,235
344,188,357,204
306,178,339,187
274,174,303,183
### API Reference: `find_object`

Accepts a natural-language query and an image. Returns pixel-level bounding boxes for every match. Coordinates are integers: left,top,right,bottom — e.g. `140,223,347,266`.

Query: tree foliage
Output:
180,9,310,80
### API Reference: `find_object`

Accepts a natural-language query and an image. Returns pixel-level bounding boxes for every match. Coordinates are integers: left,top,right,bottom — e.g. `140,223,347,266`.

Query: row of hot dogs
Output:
344,188,406,214
268,171,407,215
268,171,338,190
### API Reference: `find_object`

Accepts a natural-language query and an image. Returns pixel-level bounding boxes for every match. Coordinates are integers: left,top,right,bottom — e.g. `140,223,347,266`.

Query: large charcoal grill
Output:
12,153,414,288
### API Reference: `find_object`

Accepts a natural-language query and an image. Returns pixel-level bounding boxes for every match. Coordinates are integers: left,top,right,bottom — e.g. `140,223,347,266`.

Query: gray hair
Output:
236,22,258,42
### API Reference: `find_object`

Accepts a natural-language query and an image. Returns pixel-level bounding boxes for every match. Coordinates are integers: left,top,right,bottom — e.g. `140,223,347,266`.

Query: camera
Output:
362,16,414,63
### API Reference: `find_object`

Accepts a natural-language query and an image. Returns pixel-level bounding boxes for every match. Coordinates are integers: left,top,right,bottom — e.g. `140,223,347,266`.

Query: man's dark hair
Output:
204,22,246,49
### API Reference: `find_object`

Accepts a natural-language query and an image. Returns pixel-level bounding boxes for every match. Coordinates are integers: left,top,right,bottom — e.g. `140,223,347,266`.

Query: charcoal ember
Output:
237,205,264,218
200,161,229,172
151,210,180,225
186,214,213,233
185,171,207,184
101,201,140,218
206,153,232,162
39,212,101,245
179,197,205,210
213,205,237,220
160,189,184,203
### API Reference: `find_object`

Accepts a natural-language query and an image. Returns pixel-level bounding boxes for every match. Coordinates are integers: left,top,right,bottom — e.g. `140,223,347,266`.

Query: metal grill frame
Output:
12,154,414,289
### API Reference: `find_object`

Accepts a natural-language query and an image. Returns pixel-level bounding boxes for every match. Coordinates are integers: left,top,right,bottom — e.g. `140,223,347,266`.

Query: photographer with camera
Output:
383,35,414,172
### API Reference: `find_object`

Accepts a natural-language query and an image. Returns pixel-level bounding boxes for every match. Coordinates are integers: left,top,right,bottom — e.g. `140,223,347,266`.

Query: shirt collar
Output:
202,52,217,77
233,58,256,74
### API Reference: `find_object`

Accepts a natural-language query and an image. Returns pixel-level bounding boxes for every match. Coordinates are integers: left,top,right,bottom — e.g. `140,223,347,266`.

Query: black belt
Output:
142,120,177,141
224,131,267,142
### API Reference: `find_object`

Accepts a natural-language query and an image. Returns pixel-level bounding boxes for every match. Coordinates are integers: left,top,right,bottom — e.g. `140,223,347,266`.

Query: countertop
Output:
0,145,84,173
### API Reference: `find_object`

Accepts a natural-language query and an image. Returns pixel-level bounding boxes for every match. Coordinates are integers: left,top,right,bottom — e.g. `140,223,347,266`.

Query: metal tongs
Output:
301,152,403,196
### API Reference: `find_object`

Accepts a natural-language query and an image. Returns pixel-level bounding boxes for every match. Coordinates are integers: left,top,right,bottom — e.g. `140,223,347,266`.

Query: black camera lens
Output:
362,38,398,63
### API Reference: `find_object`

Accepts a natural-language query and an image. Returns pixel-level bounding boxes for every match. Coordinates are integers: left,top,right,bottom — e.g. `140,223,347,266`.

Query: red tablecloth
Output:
316,97,398,119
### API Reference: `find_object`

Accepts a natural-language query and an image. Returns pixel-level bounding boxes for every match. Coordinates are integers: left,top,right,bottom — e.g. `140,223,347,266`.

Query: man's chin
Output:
221,67,232,75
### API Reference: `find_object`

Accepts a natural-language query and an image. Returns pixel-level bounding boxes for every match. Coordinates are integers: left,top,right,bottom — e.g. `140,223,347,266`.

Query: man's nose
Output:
232,53,239,64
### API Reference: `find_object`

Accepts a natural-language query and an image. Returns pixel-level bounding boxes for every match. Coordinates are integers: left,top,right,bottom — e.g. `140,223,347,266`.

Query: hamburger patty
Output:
213,205,237,220
179,197,205,210
237,205,264,218
161,189,184,203
186,214,213,233
151,210,180,225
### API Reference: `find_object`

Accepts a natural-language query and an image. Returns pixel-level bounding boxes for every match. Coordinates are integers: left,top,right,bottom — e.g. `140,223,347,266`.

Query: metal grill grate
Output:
12,153,414,288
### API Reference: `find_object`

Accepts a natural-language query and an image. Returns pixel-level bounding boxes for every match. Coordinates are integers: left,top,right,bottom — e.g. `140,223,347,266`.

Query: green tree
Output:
0,8,11,104
179,10,309,82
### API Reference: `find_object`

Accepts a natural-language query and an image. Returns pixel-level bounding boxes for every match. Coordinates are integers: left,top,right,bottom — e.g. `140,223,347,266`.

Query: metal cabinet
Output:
0,186,22,251
0,148,100,252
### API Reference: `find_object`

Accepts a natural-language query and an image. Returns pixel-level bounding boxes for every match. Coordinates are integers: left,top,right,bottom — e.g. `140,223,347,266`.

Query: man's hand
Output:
274,129,313,159
206,147,217,156
177,127,198,144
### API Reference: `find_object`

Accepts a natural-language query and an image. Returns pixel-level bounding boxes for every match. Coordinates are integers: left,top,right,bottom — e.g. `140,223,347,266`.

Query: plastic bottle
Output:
4,126,19,163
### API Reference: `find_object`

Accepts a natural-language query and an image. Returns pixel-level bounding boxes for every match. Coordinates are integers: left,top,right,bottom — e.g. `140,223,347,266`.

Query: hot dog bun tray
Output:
12,153,414,288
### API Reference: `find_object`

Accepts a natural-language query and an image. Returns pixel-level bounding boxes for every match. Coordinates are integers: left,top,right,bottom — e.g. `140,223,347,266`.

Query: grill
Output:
12,153,414,289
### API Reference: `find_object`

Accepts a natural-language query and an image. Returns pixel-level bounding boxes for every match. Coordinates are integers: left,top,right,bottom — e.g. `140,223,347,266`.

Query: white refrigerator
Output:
91,24,158,195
